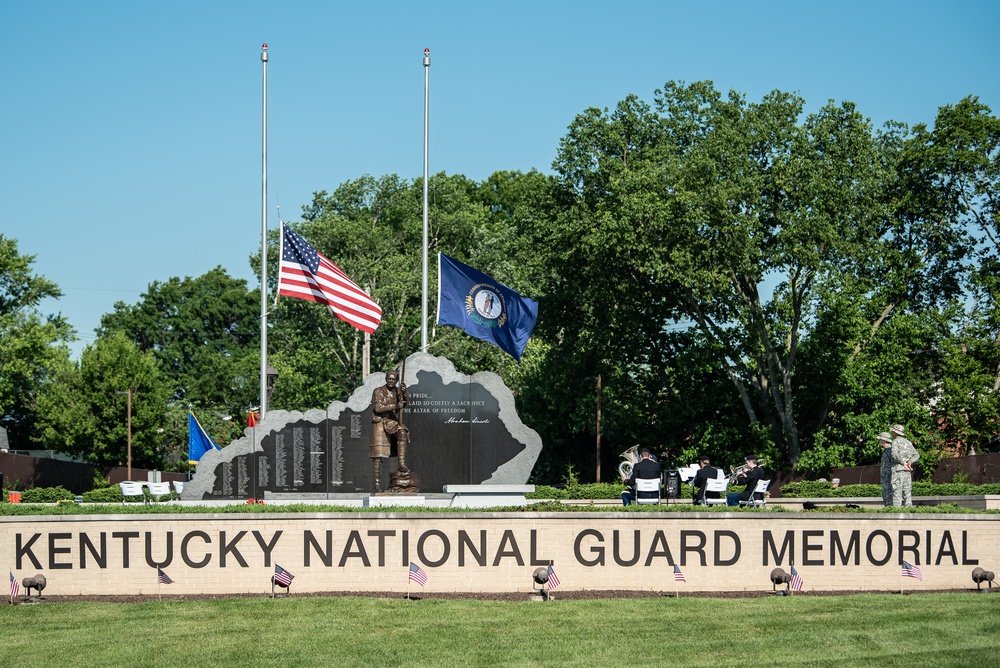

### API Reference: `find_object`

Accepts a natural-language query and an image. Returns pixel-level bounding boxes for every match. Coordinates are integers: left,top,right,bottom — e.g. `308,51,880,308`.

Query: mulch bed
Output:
13,588,981,605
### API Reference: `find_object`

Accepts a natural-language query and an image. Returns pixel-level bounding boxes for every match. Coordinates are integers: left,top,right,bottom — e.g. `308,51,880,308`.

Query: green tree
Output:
0,235,75,446
35,330,170,468
97,267,260,416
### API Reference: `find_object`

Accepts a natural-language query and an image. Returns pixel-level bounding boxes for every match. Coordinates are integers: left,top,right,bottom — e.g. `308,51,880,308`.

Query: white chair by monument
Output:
634,477,662,505
703,476,729,507
119,481,145,504
172,480,185,499
146,481,172,503
739,479,772,509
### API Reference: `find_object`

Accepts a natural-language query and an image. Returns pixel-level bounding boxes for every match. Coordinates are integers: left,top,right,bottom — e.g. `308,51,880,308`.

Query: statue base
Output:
386,468,420,494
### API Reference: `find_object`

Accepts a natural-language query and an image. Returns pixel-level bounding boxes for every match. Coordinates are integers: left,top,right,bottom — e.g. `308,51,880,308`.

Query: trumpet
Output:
729,458,765,484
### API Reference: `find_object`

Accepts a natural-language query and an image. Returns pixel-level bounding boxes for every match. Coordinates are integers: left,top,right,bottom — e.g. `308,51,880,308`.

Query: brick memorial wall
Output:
2,512,996,596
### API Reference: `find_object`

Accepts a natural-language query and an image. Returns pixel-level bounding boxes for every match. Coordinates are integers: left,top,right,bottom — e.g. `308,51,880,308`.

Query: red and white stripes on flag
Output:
546,564,560,590
9,570,19,600
274,565,295,587
902,561,923,581
673,564,686,582
790,565,803,591
409,562,428,586
278,223,382,334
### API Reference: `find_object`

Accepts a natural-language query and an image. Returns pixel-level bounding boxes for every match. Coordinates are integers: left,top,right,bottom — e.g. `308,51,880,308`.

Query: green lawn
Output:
1,593,998,667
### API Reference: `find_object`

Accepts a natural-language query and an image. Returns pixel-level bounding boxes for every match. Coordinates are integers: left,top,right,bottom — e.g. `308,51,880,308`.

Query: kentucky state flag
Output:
188,411,221,465
437,253,539,361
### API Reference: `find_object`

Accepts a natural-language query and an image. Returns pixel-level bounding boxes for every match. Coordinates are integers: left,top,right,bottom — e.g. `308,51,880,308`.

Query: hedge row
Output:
779,481,1000,498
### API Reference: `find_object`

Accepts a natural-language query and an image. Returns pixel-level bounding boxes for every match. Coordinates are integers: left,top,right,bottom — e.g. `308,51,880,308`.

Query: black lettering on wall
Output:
680,531,707,567
180,531,212,568
458,530,486,567
339,530,372,567
802,530,824,566
48,533,72,570
865,530,892,566
218,531,248,568
490,530,522,567
935,531,957,566
613,530,641,567
962,531,978,565
714,531,740,566
113,531,140,569
762,530,793,566
80,533,107,569
419,530,452,568
644,530,673,567
304,530,333,567
252,530,282,567
145,531,174,569
830,530,860,566
16,534,42,570
898,530,920,566
529,530,548,567
575,529,605,567
368,530,396,567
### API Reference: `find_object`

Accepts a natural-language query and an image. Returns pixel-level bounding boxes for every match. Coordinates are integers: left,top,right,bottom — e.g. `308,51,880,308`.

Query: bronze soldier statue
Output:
369,369,412,492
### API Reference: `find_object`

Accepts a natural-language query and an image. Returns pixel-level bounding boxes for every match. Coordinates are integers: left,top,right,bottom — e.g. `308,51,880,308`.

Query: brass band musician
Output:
726,455,767,506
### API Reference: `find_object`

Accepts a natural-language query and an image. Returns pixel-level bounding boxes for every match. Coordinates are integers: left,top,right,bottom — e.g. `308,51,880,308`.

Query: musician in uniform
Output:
691,455,723,505
726,455,767,506
369,369,410,492
621,448,660,506
889,423,919,507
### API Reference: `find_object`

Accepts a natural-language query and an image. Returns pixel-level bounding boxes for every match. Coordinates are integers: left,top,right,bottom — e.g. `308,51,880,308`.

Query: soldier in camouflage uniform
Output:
878,432,894,506
890,423,920,507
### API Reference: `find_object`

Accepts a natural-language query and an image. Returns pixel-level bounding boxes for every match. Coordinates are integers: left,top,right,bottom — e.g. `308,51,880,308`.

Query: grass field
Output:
2,593,998,667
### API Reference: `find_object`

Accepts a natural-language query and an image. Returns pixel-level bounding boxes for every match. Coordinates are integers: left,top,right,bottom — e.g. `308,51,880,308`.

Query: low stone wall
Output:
3,511,996,596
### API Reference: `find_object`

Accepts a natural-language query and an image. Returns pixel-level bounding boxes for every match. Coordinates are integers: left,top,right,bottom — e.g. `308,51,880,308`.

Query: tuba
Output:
618,445,641,480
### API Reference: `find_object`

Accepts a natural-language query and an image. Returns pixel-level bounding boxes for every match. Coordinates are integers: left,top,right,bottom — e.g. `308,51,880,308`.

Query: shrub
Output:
20,486,75,503
82,486,124,503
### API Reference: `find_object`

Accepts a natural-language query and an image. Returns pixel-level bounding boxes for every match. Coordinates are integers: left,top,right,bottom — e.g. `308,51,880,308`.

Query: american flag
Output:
409,562,427,586
278,223,382,334
274,565,295,587
673,564,686,582
902,561,923,581
157,568,174,585
10,570,19,600
790,565,803,591
546,564,561,590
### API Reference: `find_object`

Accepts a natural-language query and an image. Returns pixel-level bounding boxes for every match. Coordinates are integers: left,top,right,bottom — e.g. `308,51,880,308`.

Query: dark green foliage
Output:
20,485,74,503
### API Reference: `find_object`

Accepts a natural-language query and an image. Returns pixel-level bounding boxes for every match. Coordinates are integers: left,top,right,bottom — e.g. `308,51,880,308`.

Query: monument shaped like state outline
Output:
183,353,541,499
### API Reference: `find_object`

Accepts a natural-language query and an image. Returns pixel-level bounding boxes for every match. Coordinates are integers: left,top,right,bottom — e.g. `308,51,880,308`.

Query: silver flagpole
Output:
421,48,430,351
260,43,269,418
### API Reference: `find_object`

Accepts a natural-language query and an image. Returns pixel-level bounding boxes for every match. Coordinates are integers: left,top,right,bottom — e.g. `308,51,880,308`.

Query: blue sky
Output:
3,0,998,358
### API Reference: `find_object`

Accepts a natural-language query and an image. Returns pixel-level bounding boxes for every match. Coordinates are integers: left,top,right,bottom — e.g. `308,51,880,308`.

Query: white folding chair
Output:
172,480,185,499
146,481,172,503
739,479,772,508
704,476,729,506
119,481,145,504
634,477,662,505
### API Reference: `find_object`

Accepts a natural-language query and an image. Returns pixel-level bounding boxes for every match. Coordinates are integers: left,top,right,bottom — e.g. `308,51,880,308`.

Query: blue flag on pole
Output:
188,411,221,465
436,253,539,361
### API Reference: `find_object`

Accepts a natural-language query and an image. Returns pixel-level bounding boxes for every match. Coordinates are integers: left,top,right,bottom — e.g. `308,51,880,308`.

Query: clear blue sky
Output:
3,0,998,358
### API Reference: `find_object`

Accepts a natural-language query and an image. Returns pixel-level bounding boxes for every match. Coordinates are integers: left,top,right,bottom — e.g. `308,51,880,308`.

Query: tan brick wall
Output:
2,512,996,596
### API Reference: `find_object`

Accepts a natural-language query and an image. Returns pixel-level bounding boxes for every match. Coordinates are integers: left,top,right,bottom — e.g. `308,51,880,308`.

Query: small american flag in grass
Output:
673,564,685,582
274,565,295,587
902,561,923,581
157,568,174,585
546,564,561,590
409,562,427,586
790,565,803,591
10,571,19,599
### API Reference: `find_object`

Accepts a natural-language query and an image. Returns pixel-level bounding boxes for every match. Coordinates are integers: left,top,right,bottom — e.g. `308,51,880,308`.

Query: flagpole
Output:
260,43,269,420
420,47,430,352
